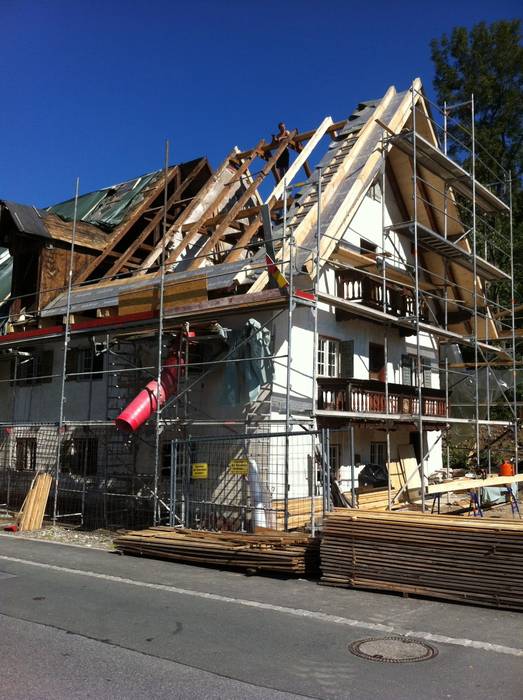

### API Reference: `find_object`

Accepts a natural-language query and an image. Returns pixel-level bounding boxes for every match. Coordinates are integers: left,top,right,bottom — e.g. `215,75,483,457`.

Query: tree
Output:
431,20,523,300
431,22,523,451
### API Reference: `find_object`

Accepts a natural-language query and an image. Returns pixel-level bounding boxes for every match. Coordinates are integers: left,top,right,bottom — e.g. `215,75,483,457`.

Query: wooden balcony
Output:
317,377,447,418
336,269,427,320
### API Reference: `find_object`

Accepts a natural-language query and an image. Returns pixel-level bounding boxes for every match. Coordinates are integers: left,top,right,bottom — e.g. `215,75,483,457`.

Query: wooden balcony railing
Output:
336,269,427,319
317,377,447,417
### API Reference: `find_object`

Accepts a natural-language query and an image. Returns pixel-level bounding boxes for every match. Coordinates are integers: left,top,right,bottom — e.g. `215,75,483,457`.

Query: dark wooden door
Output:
369,343,385,381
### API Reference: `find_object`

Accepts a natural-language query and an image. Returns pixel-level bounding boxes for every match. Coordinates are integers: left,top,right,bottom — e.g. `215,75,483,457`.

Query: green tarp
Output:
47,171,161,231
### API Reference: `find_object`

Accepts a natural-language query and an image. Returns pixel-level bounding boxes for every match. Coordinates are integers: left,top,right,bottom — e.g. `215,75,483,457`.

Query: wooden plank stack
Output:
354,488,400,511
17,472,53,532
114,527,320,575
273,496,324,529
320,509,523,610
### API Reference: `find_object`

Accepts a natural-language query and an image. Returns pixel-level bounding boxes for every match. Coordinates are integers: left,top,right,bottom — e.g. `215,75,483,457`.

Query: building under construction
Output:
0,78,519,532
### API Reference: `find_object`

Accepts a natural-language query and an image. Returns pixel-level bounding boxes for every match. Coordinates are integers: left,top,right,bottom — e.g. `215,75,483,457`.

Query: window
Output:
401,354,432,388
367,180,382,203
11,350,53,386
66,347,104,381
401,354,415,386
370,442,386,467
317,337,340,377
16,437,37,470
360,238,377,255
61,437,98,476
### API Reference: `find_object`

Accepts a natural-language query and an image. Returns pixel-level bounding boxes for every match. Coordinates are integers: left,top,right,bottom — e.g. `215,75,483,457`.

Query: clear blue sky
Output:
1,0,520,207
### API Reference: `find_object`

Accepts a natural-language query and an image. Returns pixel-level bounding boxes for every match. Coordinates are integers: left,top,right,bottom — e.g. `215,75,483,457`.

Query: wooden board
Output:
118,277,208,316
398,444,421,490
355,487,399,510
387,460,404,491
17,472,52,532
164,277,208,310
115,527,320,575
425,474,523,496
320,509,523,611
272,496,324,530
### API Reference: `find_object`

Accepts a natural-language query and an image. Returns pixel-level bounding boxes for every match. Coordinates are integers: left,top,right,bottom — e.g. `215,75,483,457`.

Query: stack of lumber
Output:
320,509,523,610
355,487,400,510
114,527,320,575
273,496,323,529
17,472,53,532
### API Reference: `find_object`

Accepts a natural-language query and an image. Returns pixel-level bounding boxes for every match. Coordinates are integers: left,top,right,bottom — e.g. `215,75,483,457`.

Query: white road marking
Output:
0,554,521,658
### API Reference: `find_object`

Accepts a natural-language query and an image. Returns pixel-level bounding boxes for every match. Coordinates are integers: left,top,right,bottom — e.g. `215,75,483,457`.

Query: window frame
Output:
317,337,340,378
15,437,37,470
66,347,104,382
61,436,98,476
370,441,386,467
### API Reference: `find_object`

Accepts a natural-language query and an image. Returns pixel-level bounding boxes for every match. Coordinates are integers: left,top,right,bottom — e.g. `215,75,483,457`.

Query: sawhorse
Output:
468,490,483,517
504,485,521,519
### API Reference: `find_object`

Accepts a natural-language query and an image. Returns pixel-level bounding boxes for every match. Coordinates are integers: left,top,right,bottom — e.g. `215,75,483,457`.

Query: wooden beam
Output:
105,158,208,277
268,117,333,203
72,166,180,285
247,84,402,295
234,119,347,160
223,219,263,265
162,144,265,268
185,132,296,271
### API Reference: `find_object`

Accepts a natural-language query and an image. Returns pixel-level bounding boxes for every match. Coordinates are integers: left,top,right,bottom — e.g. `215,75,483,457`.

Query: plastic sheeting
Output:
441,344,511,420
47,172,161,231
224,318,273,405
0,249,12,302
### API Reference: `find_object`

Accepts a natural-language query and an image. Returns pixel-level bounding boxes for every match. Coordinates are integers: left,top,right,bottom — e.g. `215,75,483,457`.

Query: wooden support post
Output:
185,132,296,271
162,142,266,268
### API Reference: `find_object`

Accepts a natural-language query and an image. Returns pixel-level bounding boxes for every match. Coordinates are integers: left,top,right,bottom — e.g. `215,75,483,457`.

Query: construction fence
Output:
0,422,331,532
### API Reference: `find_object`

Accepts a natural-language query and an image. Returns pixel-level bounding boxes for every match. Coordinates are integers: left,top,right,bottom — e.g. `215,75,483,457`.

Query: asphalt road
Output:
0,534,521,700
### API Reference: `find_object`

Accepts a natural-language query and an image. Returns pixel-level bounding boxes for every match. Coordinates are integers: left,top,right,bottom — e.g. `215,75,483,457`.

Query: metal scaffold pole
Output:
153,139,170,526
411,84,426,512
283,177,291,531
53,176,80,525
471,95,482,472
312,167,321,528
509,173,519,469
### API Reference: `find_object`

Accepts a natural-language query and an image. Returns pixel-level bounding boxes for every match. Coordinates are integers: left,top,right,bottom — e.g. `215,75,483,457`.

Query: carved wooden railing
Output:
317,377,446,417
336,269,424,319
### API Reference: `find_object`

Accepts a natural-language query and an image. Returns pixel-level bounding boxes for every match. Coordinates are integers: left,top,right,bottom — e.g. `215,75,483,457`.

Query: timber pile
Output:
320,510,523,610
355,488,400,510
273,496,323,529
114,527,320,575
17,472,53,532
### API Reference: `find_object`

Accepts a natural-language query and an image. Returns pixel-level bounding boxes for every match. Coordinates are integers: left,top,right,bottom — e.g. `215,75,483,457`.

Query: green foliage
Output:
431,20,523,302
431,20,522,178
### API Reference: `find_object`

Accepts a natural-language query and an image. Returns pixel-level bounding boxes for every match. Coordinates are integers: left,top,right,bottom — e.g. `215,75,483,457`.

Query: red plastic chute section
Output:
115,352,183,433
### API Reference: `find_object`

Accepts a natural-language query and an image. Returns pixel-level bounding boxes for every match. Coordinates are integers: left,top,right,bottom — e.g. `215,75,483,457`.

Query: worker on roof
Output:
272,122,291,182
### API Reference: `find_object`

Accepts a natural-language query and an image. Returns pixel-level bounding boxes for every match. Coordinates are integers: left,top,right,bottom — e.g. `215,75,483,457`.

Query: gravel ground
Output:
1,495,521,552
0,517,116,549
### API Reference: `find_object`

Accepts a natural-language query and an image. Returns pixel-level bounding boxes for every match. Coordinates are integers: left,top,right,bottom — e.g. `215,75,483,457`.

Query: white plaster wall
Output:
0,340,108,424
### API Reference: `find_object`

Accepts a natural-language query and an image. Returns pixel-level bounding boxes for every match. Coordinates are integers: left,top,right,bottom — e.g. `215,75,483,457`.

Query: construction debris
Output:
17,472,53,532
114,527,320,575
320,510,523,610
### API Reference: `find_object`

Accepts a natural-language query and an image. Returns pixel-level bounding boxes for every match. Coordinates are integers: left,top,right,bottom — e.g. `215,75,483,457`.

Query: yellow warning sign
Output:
229,459,249,476
191,463,208,479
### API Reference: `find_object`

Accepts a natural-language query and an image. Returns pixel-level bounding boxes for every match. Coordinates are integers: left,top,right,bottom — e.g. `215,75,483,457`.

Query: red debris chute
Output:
115,352,183,433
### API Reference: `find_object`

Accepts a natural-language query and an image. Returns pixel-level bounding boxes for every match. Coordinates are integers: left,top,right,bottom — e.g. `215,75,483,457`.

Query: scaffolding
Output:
0,80,519,530
369,82,517,508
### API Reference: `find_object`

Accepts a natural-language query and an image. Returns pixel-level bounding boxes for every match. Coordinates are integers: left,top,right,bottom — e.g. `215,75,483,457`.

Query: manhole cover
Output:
348,636,438,663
